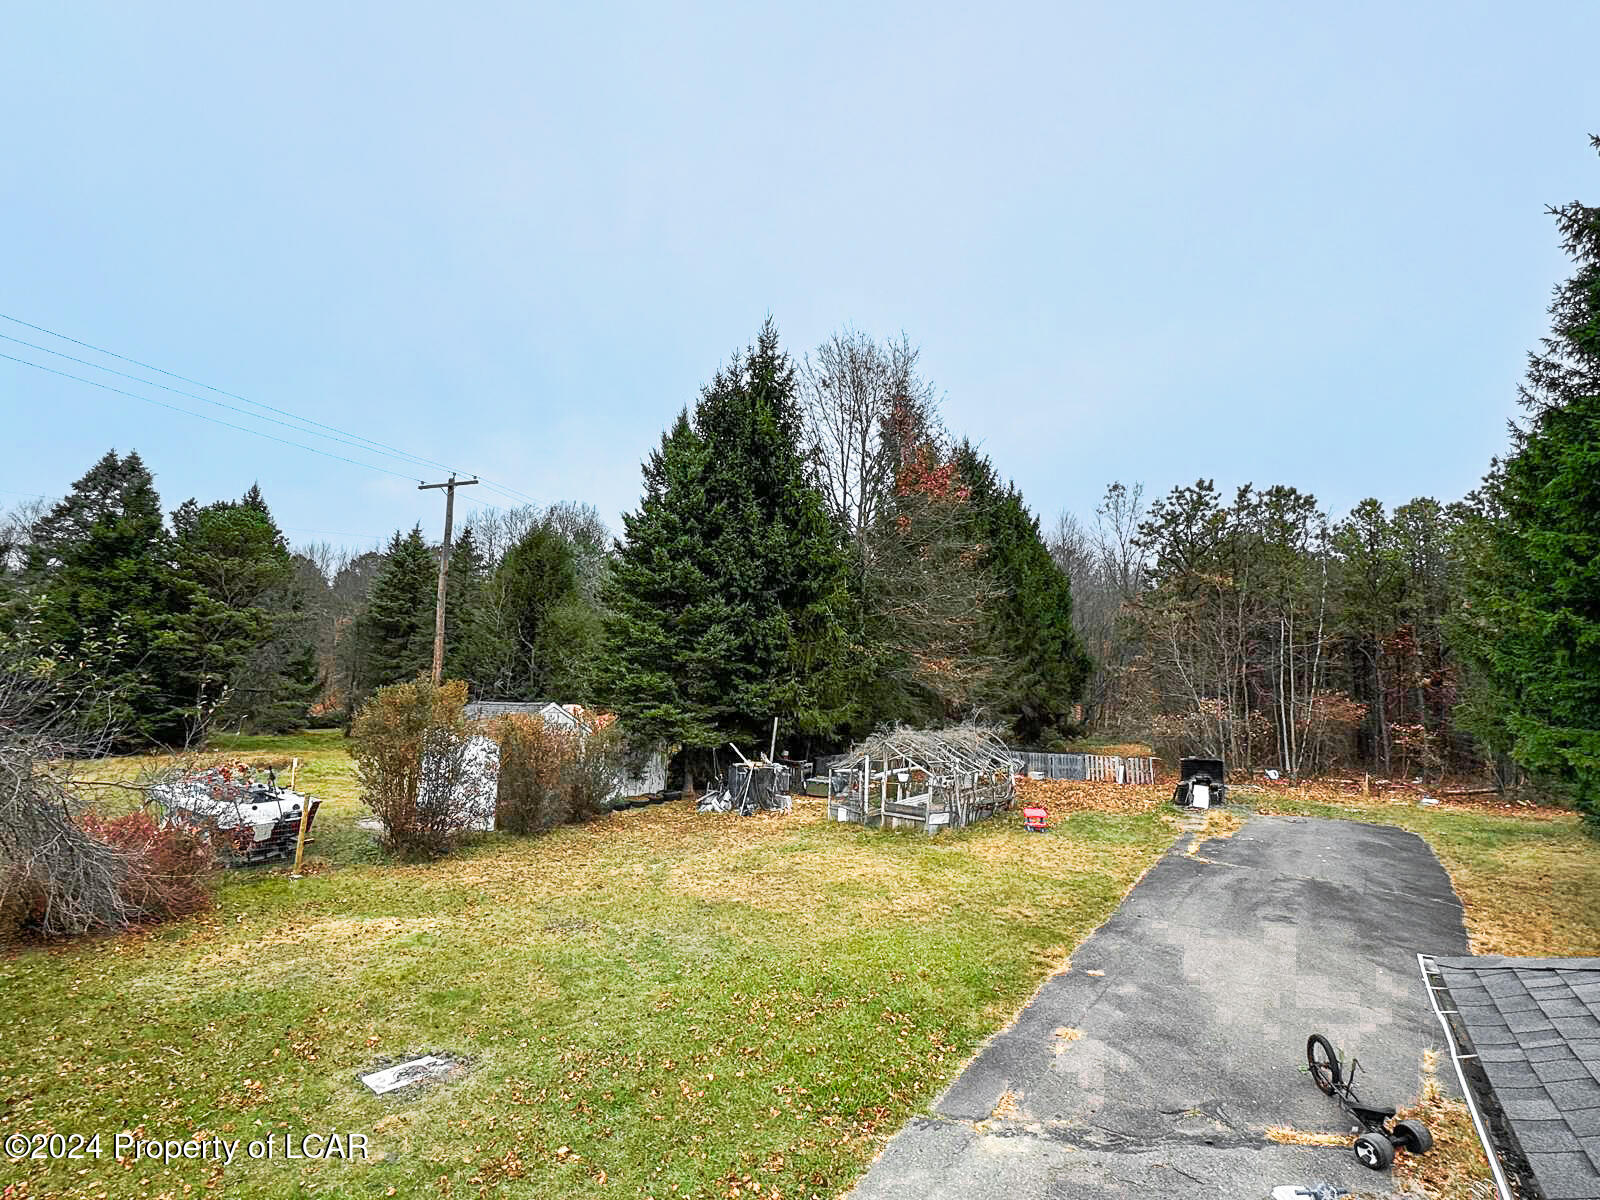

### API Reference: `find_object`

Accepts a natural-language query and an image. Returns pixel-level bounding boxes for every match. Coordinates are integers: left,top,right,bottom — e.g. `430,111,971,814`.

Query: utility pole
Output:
418,475,479,685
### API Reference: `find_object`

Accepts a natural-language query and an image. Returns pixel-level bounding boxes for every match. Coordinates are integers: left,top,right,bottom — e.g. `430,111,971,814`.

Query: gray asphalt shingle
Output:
1435,956,1600,1200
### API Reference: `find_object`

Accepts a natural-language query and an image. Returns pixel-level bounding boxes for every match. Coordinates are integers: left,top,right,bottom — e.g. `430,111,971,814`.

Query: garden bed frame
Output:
828,725,1016,833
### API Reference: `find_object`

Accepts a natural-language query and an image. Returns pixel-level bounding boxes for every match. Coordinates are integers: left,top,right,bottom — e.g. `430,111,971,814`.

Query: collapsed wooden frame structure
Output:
828,724,1016,833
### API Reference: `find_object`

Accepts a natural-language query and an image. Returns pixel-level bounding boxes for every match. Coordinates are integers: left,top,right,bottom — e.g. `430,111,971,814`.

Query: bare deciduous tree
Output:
1050,482,1148,732
798,328,942,557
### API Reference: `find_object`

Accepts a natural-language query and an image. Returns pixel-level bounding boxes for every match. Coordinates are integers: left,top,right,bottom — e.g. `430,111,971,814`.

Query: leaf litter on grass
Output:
4,759,1180,1200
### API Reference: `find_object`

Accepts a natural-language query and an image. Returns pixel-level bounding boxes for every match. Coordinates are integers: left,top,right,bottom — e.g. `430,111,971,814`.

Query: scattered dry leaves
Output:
991,1089,1023,1119
1015,778,1168,815
1263,1125,1349,1148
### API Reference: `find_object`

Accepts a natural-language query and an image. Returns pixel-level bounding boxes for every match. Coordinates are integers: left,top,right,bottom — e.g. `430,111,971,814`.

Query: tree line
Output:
0,319,1090,765
1053,138,1599,823
2,139,1594,823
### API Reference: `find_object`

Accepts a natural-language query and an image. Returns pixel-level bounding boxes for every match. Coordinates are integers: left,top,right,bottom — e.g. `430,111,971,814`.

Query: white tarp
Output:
153,772,310,840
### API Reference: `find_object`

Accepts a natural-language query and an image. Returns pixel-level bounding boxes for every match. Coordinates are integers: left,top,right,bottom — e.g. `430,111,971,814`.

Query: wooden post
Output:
288,756,299,791
290,799,312,878
418,475,480,685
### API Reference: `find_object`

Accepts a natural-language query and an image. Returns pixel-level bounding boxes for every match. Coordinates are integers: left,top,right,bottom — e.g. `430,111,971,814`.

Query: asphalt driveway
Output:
848,814,1470,1199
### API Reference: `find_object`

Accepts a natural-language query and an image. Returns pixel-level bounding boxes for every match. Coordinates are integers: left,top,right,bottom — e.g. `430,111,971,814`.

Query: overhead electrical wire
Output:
0,332,438,478
1,352,426,484
0,312,543,509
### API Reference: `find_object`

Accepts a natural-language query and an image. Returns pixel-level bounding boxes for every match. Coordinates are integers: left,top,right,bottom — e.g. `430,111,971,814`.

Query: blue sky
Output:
4,2,1598,552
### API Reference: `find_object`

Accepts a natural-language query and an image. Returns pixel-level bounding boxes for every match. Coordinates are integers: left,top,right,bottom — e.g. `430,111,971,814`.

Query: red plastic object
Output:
1022,805,1049,832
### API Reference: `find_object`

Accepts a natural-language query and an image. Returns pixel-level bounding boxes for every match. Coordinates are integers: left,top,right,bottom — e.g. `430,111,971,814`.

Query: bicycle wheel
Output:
1307,1033,1341,1095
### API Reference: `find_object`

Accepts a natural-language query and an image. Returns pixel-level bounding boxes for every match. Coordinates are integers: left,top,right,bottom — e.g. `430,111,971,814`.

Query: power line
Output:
1,352,425,484
1,331,451,476
0,313,472,480
0,312,546,508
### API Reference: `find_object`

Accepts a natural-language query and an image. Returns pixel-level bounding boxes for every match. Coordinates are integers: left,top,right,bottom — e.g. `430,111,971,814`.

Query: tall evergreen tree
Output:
251,639,322,732
954,443,1092,745
353,527,437,697
20,450,187,744
600,320,852,779
495,523,580,697
1456,136,1600,821
442,524,492,689
166,490,297,738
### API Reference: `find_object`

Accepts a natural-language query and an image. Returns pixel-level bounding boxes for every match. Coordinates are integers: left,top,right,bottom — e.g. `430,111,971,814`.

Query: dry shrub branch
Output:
487,714,624,834
0,660,217,941
349,676,475,858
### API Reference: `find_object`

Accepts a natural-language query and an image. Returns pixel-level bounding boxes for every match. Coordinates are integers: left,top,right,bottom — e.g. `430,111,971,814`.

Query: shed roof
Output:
1432,955,1600,1199
463,699,573,721
841,723,1014,776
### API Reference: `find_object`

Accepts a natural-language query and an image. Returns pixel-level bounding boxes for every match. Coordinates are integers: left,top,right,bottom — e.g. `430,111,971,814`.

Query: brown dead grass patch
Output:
1185,809,1245,857
1445,833,1600,957
1394,1051,1495,1199
1238,775,1569,821
189,915,456,969
1263,1125,1350,1148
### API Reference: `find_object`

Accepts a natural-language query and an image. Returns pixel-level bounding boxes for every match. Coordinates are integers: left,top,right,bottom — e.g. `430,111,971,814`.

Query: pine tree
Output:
600,320,852,776
1457,136,1600,821
442,524,491,689
166,490,296,739
600,410,719,755
496,523,580,697
955,443,1092,745
354,527,437,697
252,638,322,732
21,450,187,744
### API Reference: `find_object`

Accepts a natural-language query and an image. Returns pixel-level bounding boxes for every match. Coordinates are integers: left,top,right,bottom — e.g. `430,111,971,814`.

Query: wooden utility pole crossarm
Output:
419,475,479,685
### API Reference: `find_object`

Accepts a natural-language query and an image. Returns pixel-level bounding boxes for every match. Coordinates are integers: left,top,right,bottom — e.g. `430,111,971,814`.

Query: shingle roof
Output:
463,700,565,719
1434,956,1600,1199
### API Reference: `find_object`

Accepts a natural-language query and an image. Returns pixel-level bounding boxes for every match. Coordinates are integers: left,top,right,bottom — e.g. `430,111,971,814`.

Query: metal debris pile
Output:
698,744,794,816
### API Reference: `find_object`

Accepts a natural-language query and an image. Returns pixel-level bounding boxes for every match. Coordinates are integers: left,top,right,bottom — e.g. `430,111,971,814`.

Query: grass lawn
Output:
2,732,1179,1200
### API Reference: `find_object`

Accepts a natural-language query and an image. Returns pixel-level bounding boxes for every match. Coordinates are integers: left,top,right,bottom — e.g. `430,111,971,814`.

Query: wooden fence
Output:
1010,751,1157,785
